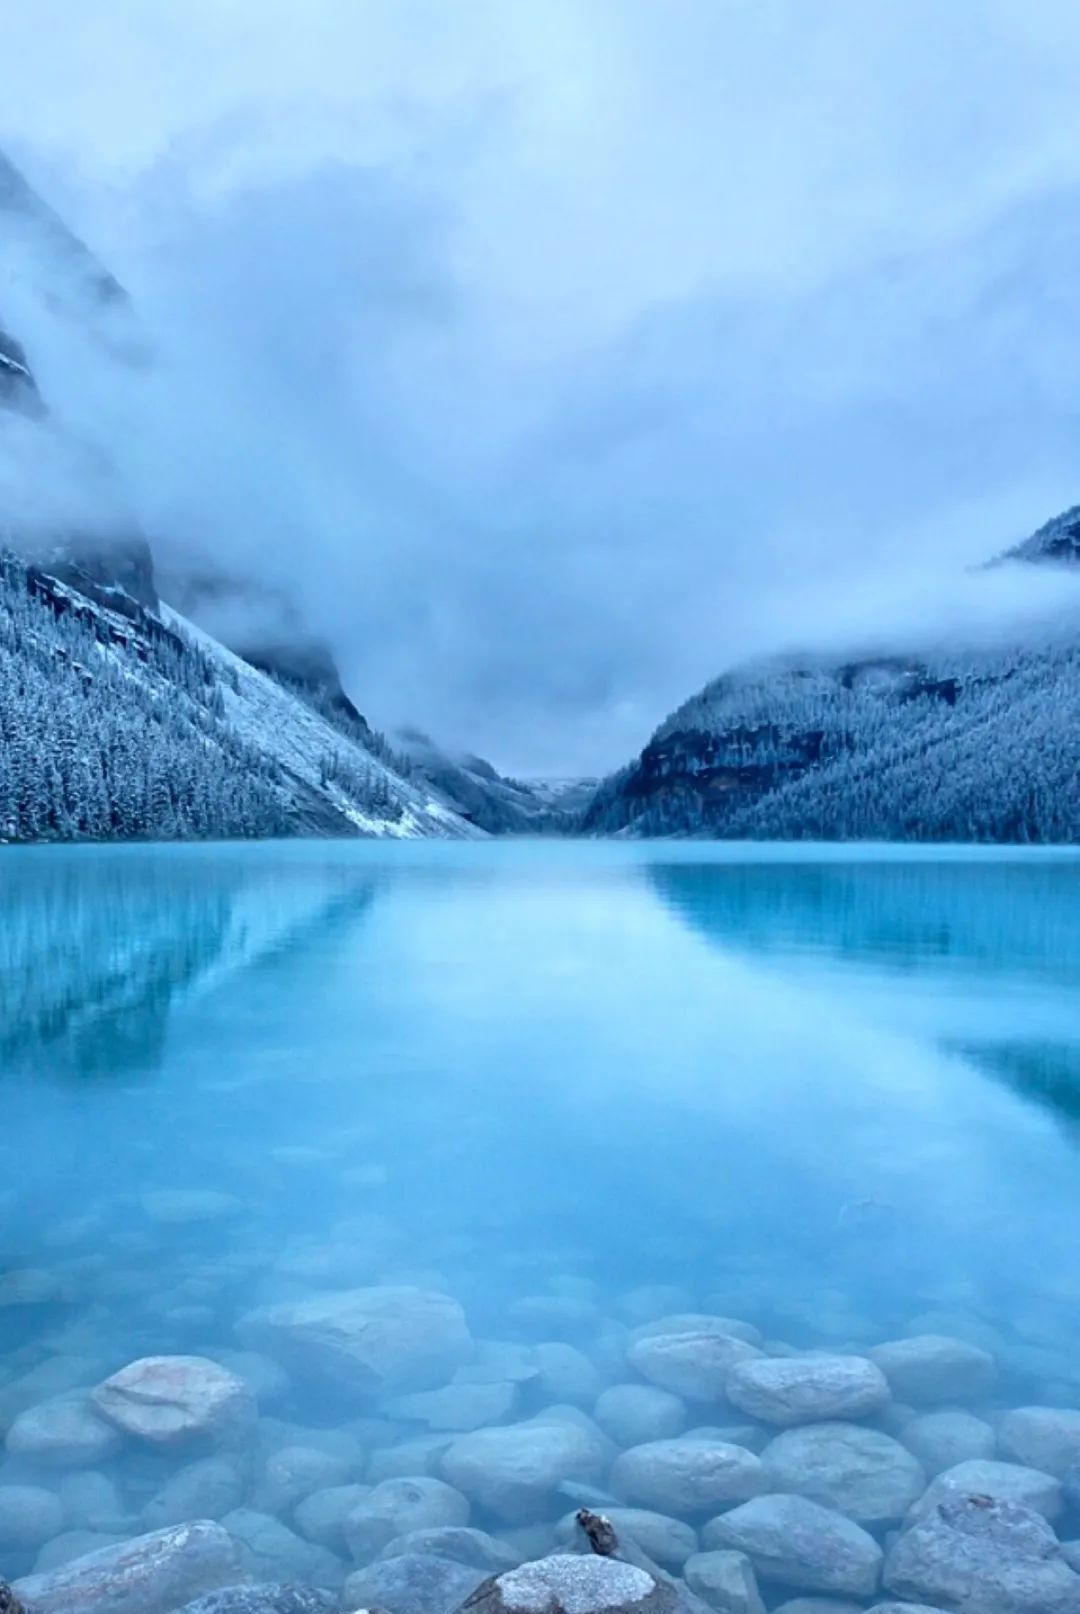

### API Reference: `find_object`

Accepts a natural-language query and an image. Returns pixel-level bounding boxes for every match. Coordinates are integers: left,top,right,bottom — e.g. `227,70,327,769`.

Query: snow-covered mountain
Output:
0,550,479,840
0,155,479,843
582,509,1080,842
393,728,595,834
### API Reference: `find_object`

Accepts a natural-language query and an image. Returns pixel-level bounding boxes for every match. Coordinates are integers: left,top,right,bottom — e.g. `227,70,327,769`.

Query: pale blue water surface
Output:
4,840,1080,1583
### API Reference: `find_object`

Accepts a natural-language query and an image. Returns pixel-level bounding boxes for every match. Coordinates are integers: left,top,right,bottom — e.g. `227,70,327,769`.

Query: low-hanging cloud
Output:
4,0,1080,773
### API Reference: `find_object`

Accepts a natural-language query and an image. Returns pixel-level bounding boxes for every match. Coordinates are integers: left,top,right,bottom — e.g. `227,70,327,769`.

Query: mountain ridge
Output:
581,512,1080,842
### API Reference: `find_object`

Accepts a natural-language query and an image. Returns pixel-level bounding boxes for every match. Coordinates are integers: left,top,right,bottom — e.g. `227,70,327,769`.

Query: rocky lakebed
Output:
2,1189,1080,1614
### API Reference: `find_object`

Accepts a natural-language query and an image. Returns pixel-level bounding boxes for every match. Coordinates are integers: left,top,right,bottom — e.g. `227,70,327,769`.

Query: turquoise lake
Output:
4,840,1080,1588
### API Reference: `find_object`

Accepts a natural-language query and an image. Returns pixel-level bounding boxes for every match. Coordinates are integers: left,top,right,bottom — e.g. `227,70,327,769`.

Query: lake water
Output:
5,840,1080,1600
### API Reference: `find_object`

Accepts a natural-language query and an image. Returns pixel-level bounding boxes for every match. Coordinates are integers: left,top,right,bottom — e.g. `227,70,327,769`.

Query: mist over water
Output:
5,840,1080,1590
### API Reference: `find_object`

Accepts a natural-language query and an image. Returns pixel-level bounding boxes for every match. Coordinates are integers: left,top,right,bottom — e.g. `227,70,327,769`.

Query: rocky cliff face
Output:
583,511,1080,842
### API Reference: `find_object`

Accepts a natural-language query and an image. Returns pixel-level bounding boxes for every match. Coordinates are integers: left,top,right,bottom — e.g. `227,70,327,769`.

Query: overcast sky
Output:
5,1,1080,772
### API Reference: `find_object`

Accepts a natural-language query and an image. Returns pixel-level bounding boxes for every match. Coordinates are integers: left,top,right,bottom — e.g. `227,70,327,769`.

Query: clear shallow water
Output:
5,839,1080,1590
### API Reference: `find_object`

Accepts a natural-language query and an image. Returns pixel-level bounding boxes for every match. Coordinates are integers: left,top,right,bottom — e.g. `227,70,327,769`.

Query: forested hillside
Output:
0,555,476,842
583,512,1080,842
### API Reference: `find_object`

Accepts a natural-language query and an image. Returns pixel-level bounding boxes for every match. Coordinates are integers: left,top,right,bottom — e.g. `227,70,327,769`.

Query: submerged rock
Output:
59,1472,129,1535
760,1422,925,1525
628,1333,761,1403
253,1445,354,1514
611,1439,764,1516
629,1316,762,1347
13,1521,240,1614
0,1487,66,1551
91,1357,254,1448
683,1550,765,1614
441,1417,608,1522
32,1536,127,1575
900,1410,996,1477
867,1337,996,1406
5,1395,121,1469
293,1484,373,1553
172,1589,337,1614
344,1551,487,1614
999,1407,1080,1478
703,1494,883,1598
883,1492,1080,1612
344,1476,470,1561
377,1527,520,1573
594,1386,688,1448
456,1554,676,1614
383,1382,518,1432
725,1357,890,1427
907,1458,1062,1525
142,1456,246,1529
221,1507,344,1590
237,1286,471,1399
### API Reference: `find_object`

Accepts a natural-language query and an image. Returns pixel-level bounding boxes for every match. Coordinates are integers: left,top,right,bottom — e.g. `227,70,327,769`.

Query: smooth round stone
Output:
865,1604,951,1613
237,1286,472,1399
868,1336,996,1406
142,1191,243,1225
6,1394,122,1468
761,1423,925,1525
630,1315,763,1347
883,1493,1080,1613
908,1458,1062,1525
628,1332,761,1403
204,1351,290,1406
441,1417,608,1523
614,1288,696,1325
33,1532,128,1574
684,1551,765,1614
534,1343,603,1406
461,1555,674,1614
59,1472,129,1533
342,1552,488,1614
999,1407,1080,1478
726,1356,890,1427
506,1295,601,1340
453,1342,539,1386
556,1507,698,1569
344,1477,470,1561
171,1587,337,1614
0,1270,67,1307
383,1382,518,1432
293,1485,373,1553
253,1446,353,1513
704,1494,883,1599
221,1509,343,1591
143,1457,246,1529
771,1602,864,1613
368,1436,454,1482
0,1485,66,1549
14,1520,242,1614
611,1438,764,1516
376,1526,520,1573
594,1385,688,1447
92,1357,254,1448
900,1410,996,1477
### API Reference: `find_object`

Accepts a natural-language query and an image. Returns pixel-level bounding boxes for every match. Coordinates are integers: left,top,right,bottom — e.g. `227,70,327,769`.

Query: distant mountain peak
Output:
1005,504,1080,567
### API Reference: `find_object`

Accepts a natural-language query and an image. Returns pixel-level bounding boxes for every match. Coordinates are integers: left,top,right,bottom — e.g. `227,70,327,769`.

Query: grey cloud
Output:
4,2,1080,772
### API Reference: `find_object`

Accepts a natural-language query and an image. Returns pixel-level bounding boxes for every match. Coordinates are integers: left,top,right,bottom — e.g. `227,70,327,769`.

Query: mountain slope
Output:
0,552,479,841
583,514,1080,842
0,152,480,843
393,728,594,834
